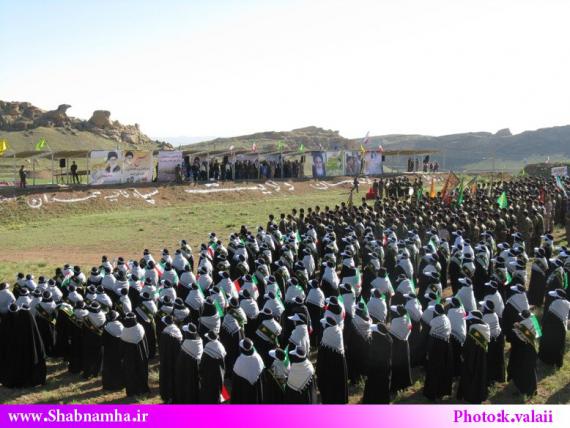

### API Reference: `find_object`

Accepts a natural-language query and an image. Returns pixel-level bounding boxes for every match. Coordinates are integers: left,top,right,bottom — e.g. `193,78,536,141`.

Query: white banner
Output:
551,166,568,177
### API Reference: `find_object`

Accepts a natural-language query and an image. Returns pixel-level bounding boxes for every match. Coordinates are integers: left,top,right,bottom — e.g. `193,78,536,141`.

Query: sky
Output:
2,0,570,140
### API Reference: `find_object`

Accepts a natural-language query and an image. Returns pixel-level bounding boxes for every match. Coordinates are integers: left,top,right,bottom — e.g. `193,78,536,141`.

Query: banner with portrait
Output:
89,150,124,185
344,151,362,176
325,151,344,177
158,151,183,181
364,151,384,175
122,150,154,183
311,151,327,178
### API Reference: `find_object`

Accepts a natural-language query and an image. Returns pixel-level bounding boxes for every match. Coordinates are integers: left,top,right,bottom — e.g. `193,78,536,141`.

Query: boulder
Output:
88,110,112,128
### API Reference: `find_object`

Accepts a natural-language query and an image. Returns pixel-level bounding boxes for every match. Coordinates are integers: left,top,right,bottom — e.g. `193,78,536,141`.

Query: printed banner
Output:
325,151,344,177
344,151,362,176
551,166,568,177
157,151,183,182
89,150,124,185
364,151,384,175
122,151,154,183
311,151,327,178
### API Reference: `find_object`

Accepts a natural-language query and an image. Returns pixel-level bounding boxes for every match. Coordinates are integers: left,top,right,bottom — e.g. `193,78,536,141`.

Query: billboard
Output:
344,151,362,176
158,151,183,181
364,151,384,175
325,151,344,177
122,150,154,183
311,151,327,178
89,150,124,185
551,166,568,177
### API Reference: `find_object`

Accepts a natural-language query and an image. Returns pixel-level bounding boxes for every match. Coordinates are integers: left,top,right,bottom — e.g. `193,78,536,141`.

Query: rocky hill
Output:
0,101,170,151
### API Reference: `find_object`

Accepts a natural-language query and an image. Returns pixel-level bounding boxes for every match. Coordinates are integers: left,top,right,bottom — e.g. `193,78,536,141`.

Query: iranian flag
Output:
220,385,231,402
233,279,241,292
208,242,218,258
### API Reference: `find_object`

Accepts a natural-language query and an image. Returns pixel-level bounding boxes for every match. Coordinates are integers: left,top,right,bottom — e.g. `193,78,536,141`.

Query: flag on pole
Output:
429,177,436,198
35,137,47,151
360,145,366,157
538,187,545,204
497,191,508,209
456,178,465,206
441,171,460,199
298,143,305,153
555,176,567,197
0,139,7,156
361,131,370,147
416,183,424,206
277,141,285,151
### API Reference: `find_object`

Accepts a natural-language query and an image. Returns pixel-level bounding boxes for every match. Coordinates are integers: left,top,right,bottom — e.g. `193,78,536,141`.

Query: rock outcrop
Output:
0,100,167,148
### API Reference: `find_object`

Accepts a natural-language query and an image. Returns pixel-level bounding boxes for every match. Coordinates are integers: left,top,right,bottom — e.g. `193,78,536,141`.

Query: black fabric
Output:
539,311,566,368
198,353,225,403
316,345,348,404
159,332,182,402
423,336,454,400
173,351,201,403
101,330,124,390
122,336,150,396
362,331,392,404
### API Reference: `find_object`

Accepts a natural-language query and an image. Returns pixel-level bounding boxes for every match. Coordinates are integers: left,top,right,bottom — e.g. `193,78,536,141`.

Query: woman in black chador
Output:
508,310,538,397
82,301,106,379
539,289,569,368
120,312,150,397
262,348,289,404
174,323,202,404
159,315,183,403
284,346,317,404
3,304,46,388
101,310,124,391
363,323,392,404
199,331,227,403
457,311,490,404
423,304,454,401
389,305,412,393
317,316,348,404
231,338,265,403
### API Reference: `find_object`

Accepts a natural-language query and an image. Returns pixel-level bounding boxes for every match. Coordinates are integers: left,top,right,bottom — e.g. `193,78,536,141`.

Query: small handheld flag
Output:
497,191,508,209
298,143,305,153
429,178,436,198
35,137,47,151
277,141,285,151
0,139,7,155
251,143,257,153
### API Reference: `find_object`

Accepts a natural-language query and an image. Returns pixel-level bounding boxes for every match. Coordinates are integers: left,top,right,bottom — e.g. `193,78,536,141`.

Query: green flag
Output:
213,299,224,317
456,178,465,206
416,184,424,207
298,143,305,153
295,231,302,244
530,314,542,338
277,141,285,151
497,191,508,209
35,137,47,151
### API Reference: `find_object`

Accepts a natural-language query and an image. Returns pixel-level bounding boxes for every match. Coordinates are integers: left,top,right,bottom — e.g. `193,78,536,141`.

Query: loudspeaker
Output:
59,159,66,168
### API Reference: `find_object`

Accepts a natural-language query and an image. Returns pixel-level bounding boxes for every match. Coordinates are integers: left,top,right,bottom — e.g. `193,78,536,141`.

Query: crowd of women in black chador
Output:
0,175,569,404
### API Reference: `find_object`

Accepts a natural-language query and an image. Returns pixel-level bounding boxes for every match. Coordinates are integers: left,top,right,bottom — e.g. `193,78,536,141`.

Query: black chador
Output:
316,317,348,404
527,249,548,306
284,346,317,404
121,312,150,396
253,307,282,367
457,311,490,404
502,285,529,343
82,301,106,379
262,348,289,404
134,292,158,359
305,280,325,347
102,310,124,391
389,305,413,393
363,323,392,404
3,304,46,388
219,297,245,374
199,331,227,403
423,304,454,401
35,291,57,357
231,338,265,403
159,315,183,403
539,290,569,368
197,297,220,337
174,323,203,404
507,310,538,397
347,302,371,384
68,301,88,374
482,300,505,385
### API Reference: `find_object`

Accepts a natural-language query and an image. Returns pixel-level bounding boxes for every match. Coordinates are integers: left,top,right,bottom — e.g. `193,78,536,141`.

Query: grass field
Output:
0,181,568,404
